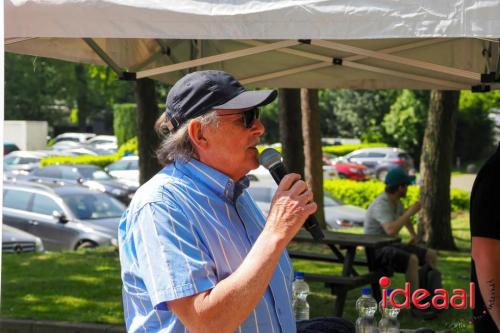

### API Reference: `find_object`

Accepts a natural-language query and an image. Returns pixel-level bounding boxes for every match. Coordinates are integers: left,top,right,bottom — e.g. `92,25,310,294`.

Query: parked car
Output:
323,154,368,181
4,141,20,155
21,164,137,204
247,186,366,229
3,181,124,250
247,163,338,183
343,147,415,181
3,150,48,174
86,135,118,151
105,155,139,187
2,224,44,253
54,132,95,143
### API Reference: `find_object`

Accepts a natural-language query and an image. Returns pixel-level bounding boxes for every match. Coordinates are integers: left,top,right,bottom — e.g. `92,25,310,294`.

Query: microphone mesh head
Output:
259,148,282,169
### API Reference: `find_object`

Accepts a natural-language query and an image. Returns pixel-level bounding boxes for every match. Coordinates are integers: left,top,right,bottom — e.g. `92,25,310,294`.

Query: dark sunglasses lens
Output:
244,109,259,128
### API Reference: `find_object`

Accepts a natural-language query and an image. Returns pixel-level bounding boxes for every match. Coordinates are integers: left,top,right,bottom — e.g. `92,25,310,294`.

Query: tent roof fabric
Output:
6,0,500,39
5,1,500,90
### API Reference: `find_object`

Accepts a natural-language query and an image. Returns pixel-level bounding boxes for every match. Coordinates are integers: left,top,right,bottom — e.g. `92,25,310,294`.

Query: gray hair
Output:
155,112,219,166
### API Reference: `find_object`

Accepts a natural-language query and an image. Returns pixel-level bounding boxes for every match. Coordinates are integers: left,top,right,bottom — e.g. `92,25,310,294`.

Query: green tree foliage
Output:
455,90,500,162
383,90,429,163
318,89,400,141
5,54,74,123
113,104,138,146
5,54,135,130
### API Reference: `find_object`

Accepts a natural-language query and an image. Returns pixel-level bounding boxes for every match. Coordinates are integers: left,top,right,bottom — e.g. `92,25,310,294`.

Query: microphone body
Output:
263,153,325,241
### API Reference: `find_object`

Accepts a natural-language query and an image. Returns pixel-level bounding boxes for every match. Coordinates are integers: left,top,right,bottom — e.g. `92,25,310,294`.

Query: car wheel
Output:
338,173,347,179
75,241,97,250
377,169,388,182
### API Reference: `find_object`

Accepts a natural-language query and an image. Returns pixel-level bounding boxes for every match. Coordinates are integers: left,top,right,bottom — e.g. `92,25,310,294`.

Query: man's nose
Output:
250,119,265,136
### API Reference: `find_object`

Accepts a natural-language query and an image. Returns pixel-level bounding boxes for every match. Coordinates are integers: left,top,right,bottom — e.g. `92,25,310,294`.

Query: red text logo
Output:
379,276,475,310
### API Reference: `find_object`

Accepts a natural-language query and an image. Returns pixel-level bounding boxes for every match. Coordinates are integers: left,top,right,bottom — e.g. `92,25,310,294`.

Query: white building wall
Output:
4,120,48,150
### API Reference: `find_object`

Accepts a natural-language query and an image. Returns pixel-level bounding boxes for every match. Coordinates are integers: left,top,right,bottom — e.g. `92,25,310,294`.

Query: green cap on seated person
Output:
385,167,416,187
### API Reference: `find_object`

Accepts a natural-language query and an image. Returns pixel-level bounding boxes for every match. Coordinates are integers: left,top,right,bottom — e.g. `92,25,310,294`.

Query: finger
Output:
289,179,308,196
304,201,318,215
277,173,301,192
297,190,314,204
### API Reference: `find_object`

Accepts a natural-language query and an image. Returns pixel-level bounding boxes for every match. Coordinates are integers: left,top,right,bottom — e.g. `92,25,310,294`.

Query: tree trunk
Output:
135,78,162,184
301,88,325,229
278,89,304,176
419,90,459,250
74,64,90,131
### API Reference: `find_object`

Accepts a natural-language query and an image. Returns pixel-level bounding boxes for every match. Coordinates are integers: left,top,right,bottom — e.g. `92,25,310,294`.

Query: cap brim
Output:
213,89,277,110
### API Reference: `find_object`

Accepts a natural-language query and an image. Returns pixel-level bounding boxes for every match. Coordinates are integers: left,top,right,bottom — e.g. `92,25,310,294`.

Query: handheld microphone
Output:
258,148,324,241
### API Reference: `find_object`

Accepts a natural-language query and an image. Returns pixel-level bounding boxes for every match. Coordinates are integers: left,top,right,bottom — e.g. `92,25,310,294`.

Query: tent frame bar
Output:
240,39,466,88
311,39,481,82
82,38,136,80
136,40,301,79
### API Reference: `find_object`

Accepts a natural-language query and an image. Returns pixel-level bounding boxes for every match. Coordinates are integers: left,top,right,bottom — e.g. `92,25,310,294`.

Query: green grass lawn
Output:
1,212,474,332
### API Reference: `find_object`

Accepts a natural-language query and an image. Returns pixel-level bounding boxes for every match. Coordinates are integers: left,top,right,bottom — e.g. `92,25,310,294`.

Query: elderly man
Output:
364,167,437,296
118,70,317,333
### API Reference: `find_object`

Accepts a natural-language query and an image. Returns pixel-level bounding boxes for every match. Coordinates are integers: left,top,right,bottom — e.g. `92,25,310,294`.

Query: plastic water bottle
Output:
292,272,310,321
355,287,377,333
379,289,400,333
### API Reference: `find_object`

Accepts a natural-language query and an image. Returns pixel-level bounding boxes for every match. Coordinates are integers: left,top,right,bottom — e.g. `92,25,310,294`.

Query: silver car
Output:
3,181,124,250
2,224,44,253
246,186,366,229
342,147,415,181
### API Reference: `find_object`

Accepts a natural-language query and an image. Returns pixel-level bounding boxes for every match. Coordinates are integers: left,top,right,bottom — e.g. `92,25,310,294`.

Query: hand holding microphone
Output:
259,148,325,241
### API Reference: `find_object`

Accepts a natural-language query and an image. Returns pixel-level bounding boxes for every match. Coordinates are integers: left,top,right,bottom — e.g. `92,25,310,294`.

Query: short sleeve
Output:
470,177,500,239
132,199,217,310
371,198,396,225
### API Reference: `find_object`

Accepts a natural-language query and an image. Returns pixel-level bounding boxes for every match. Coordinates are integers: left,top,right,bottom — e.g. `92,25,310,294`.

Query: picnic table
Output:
289,229,401,316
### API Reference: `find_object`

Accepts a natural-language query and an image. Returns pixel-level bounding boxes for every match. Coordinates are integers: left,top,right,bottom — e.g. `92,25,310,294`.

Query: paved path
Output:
451,174,476,193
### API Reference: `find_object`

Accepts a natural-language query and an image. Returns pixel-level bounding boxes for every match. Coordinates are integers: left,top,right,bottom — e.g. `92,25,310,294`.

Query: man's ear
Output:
188,119,208,150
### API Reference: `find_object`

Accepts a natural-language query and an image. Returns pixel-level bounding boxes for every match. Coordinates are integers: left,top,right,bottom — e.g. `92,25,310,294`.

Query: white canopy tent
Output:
5,0,500,91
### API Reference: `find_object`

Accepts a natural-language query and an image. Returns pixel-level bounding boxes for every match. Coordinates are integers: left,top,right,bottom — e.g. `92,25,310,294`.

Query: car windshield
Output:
62,192,125,219
78,168,112,180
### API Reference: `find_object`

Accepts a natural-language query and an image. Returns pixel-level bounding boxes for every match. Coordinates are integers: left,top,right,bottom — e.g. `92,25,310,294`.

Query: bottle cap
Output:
294,272,305,280
361,287,372,295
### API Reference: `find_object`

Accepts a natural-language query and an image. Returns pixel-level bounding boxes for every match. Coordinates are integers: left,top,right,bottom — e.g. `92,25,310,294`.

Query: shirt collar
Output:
175,159,249,202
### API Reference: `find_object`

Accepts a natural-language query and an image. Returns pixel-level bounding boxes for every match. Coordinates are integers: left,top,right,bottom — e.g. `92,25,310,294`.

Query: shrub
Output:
41,154,119,168
41,137,139,168
113,103,137,146
322,143,388,156
257,143,387,156
324,179,469,211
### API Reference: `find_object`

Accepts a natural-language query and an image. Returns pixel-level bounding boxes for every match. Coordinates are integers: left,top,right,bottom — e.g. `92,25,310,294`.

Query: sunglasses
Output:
217,108,260,128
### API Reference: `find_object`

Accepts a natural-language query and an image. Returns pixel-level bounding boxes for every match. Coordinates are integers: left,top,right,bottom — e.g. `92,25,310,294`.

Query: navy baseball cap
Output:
385,167,416,187
164,70,277,131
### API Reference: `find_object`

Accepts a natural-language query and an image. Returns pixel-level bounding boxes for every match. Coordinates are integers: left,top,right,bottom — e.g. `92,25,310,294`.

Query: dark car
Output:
23,164,137,204
3,181,124,250
2,224,44,253
4,142,20,155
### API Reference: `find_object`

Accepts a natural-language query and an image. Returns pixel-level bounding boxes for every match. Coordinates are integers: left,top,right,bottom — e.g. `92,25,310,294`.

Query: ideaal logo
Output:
379,276,475,310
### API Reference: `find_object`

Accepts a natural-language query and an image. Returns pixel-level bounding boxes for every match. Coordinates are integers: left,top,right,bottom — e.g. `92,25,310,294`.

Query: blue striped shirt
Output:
119,159,295,333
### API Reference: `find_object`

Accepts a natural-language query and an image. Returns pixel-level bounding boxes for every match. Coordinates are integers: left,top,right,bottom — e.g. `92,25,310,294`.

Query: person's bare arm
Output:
472,236,500,329
167,174,317,333
382,202,421,237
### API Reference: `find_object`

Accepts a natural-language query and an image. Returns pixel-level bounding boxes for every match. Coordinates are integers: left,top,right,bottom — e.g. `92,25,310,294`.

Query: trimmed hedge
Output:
324,179,469,212
257,143,388,156
113,103,137,147
41,137,138,168
322,143,388,156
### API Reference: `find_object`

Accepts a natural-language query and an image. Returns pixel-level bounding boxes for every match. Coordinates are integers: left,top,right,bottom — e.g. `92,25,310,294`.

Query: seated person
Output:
364,167,437,291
